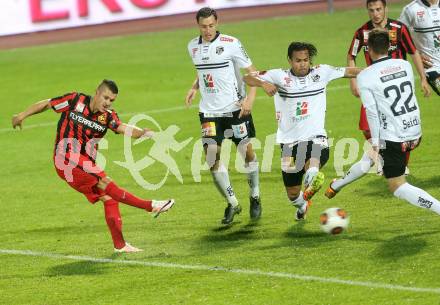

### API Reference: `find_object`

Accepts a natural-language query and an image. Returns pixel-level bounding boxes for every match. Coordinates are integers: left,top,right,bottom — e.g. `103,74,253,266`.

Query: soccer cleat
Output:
303,171,325,201
324,179,339,199
249,196,262,220
221,204,242,225
114,242,143,253
152,199,175,218
295,200,312,221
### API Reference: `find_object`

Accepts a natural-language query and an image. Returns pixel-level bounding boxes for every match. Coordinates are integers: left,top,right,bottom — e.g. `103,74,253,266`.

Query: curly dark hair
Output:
287,42,318,60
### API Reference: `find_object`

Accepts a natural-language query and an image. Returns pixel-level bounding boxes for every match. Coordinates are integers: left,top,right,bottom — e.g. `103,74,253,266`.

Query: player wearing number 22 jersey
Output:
326,29,440,218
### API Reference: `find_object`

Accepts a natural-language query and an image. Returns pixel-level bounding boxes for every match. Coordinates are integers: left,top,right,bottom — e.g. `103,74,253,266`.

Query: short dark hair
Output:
366,0,386,7
368,28,389,55
98,79,118,94
287,42,318,60
196,7,217,22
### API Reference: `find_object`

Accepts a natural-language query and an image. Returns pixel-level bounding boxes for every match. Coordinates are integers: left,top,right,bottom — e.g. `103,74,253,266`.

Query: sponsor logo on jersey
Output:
296,101,308,116
98,113,107,125
418,197,433,209
216,46,224,55
69,112,106,133
220,37,234,42
388,30,397,44
75,102,85,113
192,47,198,57
389,22,401,29
203,74,215,88
284,77,293,87
416,10,425,22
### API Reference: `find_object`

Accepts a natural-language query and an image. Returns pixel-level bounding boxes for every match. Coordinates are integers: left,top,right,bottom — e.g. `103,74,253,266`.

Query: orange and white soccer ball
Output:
319,207,350,235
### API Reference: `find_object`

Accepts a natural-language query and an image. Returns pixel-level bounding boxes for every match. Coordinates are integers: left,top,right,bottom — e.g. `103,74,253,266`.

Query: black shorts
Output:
426,70,440,96
280,137,330,187
199,110,256,146
379,138,421,178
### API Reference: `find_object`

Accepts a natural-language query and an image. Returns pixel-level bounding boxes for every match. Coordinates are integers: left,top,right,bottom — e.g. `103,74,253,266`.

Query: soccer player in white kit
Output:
185,7,261,225
243,42,361,220
326,29,440,216
400,0,440,95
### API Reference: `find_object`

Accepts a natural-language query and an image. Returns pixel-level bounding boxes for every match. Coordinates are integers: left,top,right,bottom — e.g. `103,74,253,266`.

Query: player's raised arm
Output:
116,123,154,139
243,72,277,96
185,76,199,107
12,99,51,130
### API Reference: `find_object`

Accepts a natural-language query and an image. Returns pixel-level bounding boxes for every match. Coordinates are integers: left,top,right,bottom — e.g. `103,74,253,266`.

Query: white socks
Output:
290,191,307,213
393,183,440,215
211,164,239,207
332,152,374,191
246,156,260,199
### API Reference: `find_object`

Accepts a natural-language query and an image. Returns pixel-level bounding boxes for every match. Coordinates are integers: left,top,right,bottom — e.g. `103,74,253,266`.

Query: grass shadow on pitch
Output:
372,231,439,261
45,261,110,277
196,220,264,252
405,175,440,192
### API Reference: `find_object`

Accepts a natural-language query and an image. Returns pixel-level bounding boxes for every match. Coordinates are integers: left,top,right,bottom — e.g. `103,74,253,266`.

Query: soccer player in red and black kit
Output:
12,80,175,253
348,0,430,167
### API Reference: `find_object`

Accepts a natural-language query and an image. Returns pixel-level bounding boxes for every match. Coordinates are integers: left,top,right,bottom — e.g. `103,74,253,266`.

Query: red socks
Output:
103,199,125,249
405,151,410,166
104,181,153,212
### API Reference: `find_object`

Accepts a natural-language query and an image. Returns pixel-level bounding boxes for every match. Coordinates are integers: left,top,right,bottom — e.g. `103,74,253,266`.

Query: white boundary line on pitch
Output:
0,85,349,134
1,248,440,294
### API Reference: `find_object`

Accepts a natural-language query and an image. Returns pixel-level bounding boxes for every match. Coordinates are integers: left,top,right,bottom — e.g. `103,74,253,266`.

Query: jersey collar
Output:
289,68,311,77
198,31,220,44
371,55,391,65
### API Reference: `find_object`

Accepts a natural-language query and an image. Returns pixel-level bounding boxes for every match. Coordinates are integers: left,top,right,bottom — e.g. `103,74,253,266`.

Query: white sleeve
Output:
399,6,412,28
321,65,346,83
231,39,253,69
257,69,279,86
358,78,380,146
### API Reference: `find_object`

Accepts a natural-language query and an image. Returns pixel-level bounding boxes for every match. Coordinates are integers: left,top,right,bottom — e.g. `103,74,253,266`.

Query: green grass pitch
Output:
1,2,440,304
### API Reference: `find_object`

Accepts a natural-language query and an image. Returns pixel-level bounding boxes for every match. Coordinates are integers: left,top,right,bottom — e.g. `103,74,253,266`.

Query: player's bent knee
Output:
97,177,112,190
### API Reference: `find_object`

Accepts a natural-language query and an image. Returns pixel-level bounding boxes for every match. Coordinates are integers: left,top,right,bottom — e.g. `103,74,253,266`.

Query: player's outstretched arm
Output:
410,51,431,97
347,55,360,98
239,65,258,118
185,77,199,108
12,99,51,130
344,67,363,78
243,73,277,97
116,123,154,139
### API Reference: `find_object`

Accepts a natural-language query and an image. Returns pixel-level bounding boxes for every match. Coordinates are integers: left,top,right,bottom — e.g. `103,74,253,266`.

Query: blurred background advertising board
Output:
0,0,317,36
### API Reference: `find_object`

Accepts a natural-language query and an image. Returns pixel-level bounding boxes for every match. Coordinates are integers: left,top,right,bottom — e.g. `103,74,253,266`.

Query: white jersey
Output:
187,32,252,114
399,0,440,70
357,57,422,144
258,65,345,144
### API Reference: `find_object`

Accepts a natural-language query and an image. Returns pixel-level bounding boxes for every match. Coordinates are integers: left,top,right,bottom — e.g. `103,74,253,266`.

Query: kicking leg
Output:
389,176,440,215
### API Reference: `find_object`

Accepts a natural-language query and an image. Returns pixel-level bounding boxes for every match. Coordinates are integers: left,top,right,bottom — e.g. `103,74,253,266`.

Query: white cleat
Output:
114,242,143,253
152,199,175,218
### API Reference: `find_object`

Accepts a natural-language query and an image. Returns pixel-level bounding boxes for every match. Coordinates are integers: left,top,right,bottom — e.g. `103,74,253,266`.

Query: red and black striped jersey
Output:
50,92,121,161
347,19,417,66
